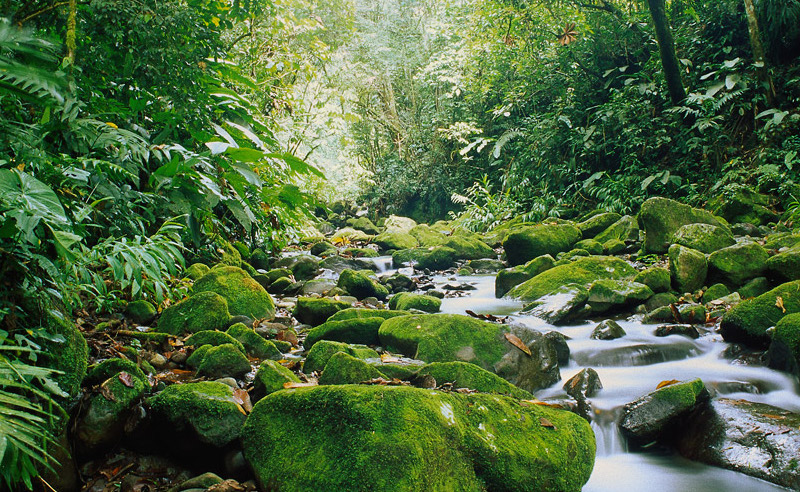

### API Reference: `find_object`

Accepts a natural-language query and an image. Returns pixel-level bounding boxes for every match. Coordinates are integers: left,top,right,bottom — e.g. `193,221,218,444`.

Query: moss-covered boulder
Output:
293,297,351,326
388,292,442,313
668,244,707,293
318,351,386,385
766,244,800,282
765,232,800,250
192,266,275,320
148,381,247,447
703,283,730,303
249,248,270,270
634,267,671,293
124,300,157,325
409,224,448,247
594,215,639,244
574,239,604,255
184,262,211,280
590,319,626,340
303,341,379,374
226,323,282,360
242,385,595,492
418,246,459,270
328,308,410,323
185,330,246,354
252,360,301,400
578,212,622,238
379,314,560,392
495,255,555,298
739,277,771,299
384,215,417,234
672,223,735,254
338,269,389,300
441,236,495,261
304,317,387,349
344,247,379,258
587,280,654,313
639,198,728,253
720,280,800,347
524,284,589,325
266,276,292,295
274,255,320,281
502,224,582,266
707,242,768,286
310,241,338,257
196,343,251,379
508,256,636,302
320,255,378,273
158,292,230,335
332,227,373,243
374,231,419,251
706,187,779,226
38,306,88,398
619,378,709,443
350,216,380,235
416,361,531,399
84,358,147,387
769,314,800,375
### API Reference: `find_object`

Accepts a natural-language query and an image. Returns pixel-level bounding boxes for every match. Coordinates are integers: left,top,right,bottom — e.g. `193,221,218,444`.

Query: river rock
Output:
157,291,230,335
619,378,709,444
508,256,636,302
707,242,768,286
226,323,282,360
466,258,505,273
578,212,622,238
310,241,337,257
241,385,596,491
634,267,671,293
252,360,301,401
676,398,800,490
124,300,157,325
702,283,730,303
185,330,245,353
409,224,449,247
706,187,779,226
318,351,386,385
320,255,378,273
415,361,532,398
590,319,626,340
374,231,419,251
503,224,582,266
338,269,389,300
572,341,700,367
303,341,379,374
392,246,459,270
495,254,555,298
349,216,380,235
273,255,320,281
654,324,700,339
384,215,417,234
194,343,251,379
563,368,603,400
575,239,604,255
587,280,653,313
441,235,495,260
304,317,387,348
766,244,800,282
668,244,707,293
388,292,441,313
379,314,561,392
301,278,337,296
193,266,276,320
293,297,351,326
672,223,735,254
594,215,640,244
524,284,589,324
639,198,729,253
767,313,800,376
720,280,800,347
332,227,373,243
544,331,571,366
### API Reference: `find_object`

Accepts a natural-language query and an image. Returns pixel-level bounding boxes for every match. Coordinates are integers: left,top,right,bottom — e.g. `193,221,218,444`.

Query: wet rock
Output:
654,324,700,339
441,235,495,261
338,269,389,300
577,212,622,238
638,197,729,253
85,358,148,386
594,215,640,244
544,331,570,366
575,239,604,255
634,267,671,293
157,291,230,335
416,361,532,398
668,244,707,293
502,224,582,266
301,278,337,296
241,385,595,491
442,282,477,291
125,300,157,325
524,284,588,324
587,280,653,314
274,255,320,281
495,254,555,298
672,223,735,254
193,266,276,320
590,320,626,340
466,258,505,273
303,341,379,374
383,215,417,234
767,313,800,376
738,276,771,299
383,272,415,293
318,351,386,385
310,241,337,257
707,242,768,287
645,292,679,312
349,216,380,235
293,297,351,326
720,280,800,347
388,292,441,313
185,330,246,354
320,255,378,273
619,378,709,444
374,231,419,251
676,398,800,490
572,341,700,367
176,472,224,490
563,368,602,400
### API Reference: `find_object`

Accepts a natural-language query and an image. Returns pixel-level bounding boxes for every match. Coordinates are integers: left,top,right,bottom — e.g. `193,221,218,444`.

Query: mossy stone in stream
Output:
293,297,352,326
193,266,276,320
373,231,419,251
37,305,88,398
328,308,410,322
766,244,800,282
274,255,320,281
495,254,556,298
638,197,729,253
75,372,148,452
148,381,247,447
303,317,387,349
196,343,251,379
502,224,582,266
226,323,282,360
738,277,771,299
410,224,448,247
707,242,769,287
241,385,596,492
668,244,707,293
184,262,211,280
310,241,338,257
703,283,730,303
594,215,639,244
252,360,301,400
267,276,292,294
574,239,604,255
157,292,230,335
672,223,735,254
186,344,212,369
577,212,622,238
720,280,800,347
634,267,671,293
508,256,636,302
124,300,157,325
318,351,386,385
415,361,532,399
388,292,442,313
349,216,380,235
441,236,495,260
587,280,653,313
249,248,270,270
303,341,379,374
619,378,709,443
84,358,147,386
338,269,389,300
185,330,246,354
344,247,379,258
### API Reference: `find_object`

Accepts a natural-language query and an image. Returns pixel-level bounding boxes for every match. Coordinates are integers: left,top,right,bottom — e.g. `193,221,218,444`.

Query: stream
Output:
369,257,800,491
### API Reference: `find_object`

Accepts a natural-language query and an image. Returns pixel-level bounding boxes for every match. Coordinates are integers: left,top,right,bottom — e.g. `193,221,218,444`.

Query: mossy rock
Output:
184,262,211,281
304,317,387,349
384,215,418,234
148,381,247,447
124,300,157,325
672,223,735,254
587,280,653,313
720,280,800,347
328,308,410,323
303,341,379,374
594,215,639,244
703,283,730,303
185,330,246,354
409,224,448,247
764,232,800,250
388,292,442,313
226,323,282,360
643,303,706,324
374,231,419,251
350,216,381,235
766,244,800,282
318,351,386,385
252,360,301,400
772,314,800,372
216,240,243,267
706,187,779,226
508,256,636,302
577,212,622,238
416,361,531,399
738,277,771,299
241,385,596,491
75,372,148,452
193,266,276,320
590,319,626,340
249,248,270,270
707,242,768,286
668,244,707,293
524,284,589,324
267,276,292,294
338,269,389,300
639,198,728,253
186,344,212,369
466,258,505,273
502,224,582,266
320,255,378,273
645,292,679,312
495,255,556,298
85,358,147,387
575,239,604,255
441,236,495,261
264,267,292,284
619,378,708,442
418,246,459,270
634,267,671,293
332,227,374,243
196,343,252,379
603,238,626,254
38,305,88,398
274,255,320,281
344,247,379,258
310,241,338,257
293,297,352,326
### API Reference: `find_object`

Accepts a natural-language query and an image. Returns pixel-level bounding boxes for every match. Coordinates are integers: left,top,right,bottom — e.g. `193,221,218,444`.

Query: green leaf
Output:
265,152,324,178
0,170,68,226
225,147,265,162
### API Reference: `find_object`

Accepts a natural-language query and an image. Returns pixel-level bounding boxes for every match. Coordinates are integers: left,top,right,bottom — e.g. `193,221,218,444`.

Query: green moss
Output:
672,223,735,253
124,300,157,325
634,267,671,293
184,262,211,280
344,247,379,258
388,293,442,313
441,236,494,260
638,197,729,253
241,385,596,492
603,238,626,254
338,269,389,300
75,373,147,450
185,330,246,354
707,187,778,226
332,227,374,242
523,255,558,276
578,212,622,238
148,381,247,447
275,255,320,281
707,242,768,286
721,280,800,347
774,313,800,361
85,358,147,386
216,240,243,267
303,341,379,374
410,224,449,247
304,317,386,349
318,352,386,385
253,360,300,400
508,256,636,302
594,215,639,244
766,244,800,282
703,283,730,303
587,280,653,313
310,241,337,257
39,307,88,398
227,323,282,360
267,276,292,294
764,232,800,250
192,266,276,319
250,248,270,270
293,297,352,326
575,239,604,255
328,308,410,322
197,343,252,379
418,246,459,270
186,344,212,369
502,224,582,266
668,244,707,293
651,378,706,407
738,277,771,299
417,362,531,399
157,291,230,335
374,232,419,251
265,268,292,284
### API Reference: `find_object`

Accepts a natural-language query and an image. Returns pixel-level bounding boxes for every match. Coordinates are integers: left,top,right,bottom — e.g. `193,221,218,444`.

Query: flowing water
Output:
422,272,799,491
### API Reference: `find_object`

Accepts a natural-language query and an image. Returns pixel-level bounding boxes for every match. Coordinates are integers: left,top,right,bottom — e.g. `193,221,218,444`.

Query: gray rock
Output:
524,284,588,324
590,319,626,340
563,368,602,400
654,324,700,339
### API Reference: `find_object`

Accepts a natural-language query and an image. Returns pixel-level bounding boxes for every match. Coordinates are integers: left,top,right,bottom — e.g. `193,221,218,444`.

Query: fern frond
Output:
492,129,523,158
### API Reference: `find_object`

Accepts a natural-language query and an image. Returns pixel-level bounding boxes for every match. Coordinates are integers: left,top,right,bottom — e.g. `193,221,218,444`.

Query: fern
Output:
0,18,65,103
492,129,523,158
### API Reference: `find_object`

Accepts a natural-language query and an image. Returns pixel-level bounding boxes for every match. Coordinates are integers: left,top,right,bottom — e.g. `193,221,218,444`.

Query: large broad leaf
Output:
0,169,68,226
225,147,265,163
265,152,325,178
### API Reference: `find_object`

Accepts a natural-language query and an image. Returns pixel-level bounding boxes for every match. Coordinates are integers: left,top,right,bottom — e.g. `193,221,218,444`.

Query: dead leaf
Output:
100,379,118,402
539,417,557,429
283,381,318,389
118,371,135,388
380,353,401,363
232,388,253,413
669,304,683,323
656,379,680,389
776,296,786,313
504,332,532,356
520,399,563,409
276,329,298,346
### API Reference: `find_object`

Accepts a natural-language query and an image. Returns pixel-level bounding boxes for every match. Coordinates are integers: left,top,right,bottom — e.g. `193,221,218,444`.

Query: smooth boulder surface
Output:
241,385,596,492
639,197,728,253
619,379,709,444
193,266,276,320
338,269,389,300
503,224,582,266
157,291,231,335
495,254,555,298
707,242,768,286
577,212,622,238
593,215,639,244
303,317,387,348
720,280,800,347
668,244,707,293
587,280,653,314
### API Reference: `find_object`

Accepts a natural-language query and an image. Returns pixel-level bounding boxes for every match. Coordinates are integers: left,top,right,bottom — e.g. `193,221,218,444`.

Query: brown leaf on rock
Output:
283,381,318,389
118,371,135,388
520,399,563,409
232,388,253,413
539,417,557,429
656,379,680,389
276,329,298,346
504,332,531,356
776,296,786,313
100,379,118,402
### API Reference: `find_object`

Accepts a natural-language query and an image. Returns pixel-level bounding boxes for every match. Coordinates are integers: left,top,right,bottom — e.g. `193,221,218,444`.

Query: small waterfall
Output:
371,256,394,274
591,409,627,457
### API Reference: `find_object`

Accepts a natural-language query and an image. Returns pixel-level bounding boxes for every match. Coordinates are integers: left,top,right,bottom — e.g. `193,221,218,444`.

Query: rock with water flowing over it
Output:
654,324,700,339
572,341,700,367
241,385,596,491
638,197,729,253
590,319,626,340
676,398,800,490
524,283,589,324
563,368,603,400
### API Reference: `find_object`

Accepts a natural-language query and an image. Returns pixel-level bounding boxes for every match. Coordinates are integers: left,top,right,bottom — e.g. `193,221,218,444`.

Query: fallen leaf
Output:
520,399,563,409
380,353,400,363
539,417,557,429
656,379,680,389
669,304,683,323
283,381,318,389
118,371,135,388
776,296,786,313
232,388,253,413
100,379,118,402
276,329,298,345
504,332,532,356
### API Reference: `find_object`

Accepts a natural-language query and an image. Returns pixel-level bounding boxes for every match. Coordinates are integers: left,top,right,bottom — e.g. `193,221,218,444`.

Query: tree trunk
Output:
646,0,686,105
742,0,776,106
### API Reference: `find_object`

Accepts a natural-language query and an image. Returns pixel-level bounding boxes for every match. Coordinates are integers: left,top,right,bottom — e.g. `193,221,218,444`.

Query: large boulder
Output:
415,361,532,398
158,291,230,335
303,341,379,374
495,255,555,298
524,284,589,325
320,255,378,273
768,313,800,375
379,314,561,392
193,266,276,319
349,216,380,235
409,224,448,247
587,280,653,314
304,317,387,349
638,198,728,253
668,244,707,293
766,244,800,282
441,236,495,261
502,224,582,266
672,223,735,254
593,215,639,244
373,231,419,251
634,267,671,293
392,246,460,271
707,242,769,286
241,385,595,491
293,297,351,326
388,292,442,313
508,256,636,303
384,215,417,234
273,255,320,281
338,269,389,300
577,212,622,238
619,379,709,444
706,187,779,226
676,398,800,490
317,351,386,385
720,280,800,347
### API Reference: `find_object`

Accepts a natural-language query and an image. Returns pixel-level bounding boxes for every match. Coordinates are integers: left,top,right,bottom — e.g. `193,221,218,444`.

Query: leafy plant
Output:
450,175,517,232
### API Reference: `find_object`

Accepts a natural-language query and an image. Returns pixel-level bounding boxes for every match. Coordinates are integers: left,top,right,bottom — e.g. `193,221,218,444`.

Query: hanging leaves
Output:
557,23,578,46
